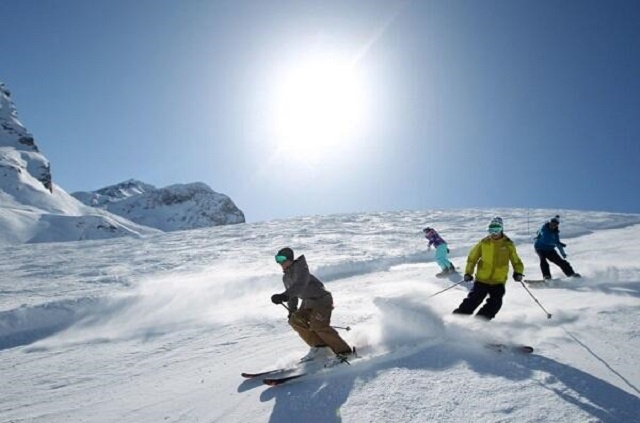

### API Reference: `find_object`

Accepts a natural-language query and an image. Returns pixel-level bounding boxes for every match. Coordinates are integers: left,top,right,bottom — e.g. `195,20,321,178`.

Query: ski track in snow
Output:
1,209,640,422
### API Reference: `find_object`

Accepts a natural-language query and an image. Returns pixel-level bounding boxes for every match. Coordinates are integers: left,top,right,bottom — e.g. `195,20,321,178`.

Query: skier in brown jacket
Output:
271,247,353,362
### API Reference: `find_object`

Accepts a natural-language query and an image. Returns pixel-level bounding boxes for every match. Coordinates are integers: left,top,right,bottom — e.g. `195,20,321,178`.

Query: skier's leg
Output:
545,250,576,276
536,249,552,278
289,309,327,347
453,282,489,315
435,244,449,271
476,284,506,320
307,305,351,354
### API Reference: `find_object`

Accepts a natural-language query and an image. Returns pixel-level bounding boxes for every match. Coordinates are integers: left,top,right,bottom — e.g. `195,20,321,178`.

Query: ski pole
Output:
427,279,467,299
519,281,553,319
280,303,351,331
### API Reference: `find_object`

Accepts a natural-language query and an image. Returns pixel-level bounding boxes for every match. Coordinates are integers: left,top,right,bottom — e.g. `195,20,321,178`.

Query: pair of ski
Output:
243,344,534,386
242,359,349,386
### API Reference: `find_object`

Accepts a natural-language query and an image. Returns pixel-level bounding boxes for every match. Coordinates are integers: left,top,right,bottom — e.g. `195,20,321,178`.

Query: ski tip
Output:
241,372,262,378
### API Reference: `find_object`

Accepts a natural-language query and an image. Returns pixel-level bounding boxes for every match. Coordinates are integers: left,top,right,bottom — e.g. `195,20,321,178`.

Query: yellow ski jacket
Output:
465,235,524,285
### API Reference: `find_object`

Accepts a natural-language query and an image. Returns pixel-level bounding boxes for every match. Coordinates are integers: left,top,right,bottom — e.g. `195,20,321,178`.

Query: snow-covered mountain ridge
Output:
72,179,245,232
0,81,244,244
0,82,52,193
0,82,163,245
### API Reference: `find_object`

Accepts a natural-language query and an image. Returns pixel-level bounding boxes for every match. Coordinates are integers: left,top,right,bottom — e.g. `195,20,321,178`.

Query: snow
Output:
1,208,639,422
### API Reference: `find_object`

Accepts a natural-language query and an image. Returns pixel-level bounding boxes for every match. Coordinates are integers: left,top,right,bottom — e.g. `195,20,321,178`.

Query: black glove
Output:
271,293,289,305
513,272,524,282
463,274,473,282
559,242,567,248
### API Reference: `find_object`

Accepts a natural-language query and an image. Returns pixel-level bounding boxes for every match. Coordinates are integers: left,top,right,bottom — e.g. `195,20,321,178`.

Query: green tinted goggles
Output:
275,255,289,264
487,224,502,234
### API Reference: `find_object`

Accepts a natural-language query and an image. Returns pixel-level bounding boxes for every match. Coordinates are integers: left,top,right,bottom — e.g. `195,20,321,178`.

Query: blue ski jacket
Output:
534,223,566,256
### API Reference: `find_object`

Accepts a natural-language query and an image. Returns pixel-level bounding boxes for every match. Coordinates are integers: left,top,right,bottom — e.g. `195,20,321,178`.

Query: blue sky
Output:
1,0,639,222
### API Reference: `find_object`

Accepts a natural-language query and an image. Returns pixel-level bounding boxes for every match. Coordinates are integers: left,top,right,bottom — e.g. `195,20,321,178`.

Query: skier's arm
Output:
509,243,525,275
283,262,311,298
556,244,567,257
287,297,299,312
426,235,434,248
534,228,542,241
465,241,482,275
554,233,567,257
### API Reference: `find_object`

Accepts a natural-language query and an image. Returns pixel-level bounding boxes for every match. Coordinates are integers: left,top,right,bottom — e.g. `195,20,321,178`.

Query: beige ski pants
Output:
289,306,351,354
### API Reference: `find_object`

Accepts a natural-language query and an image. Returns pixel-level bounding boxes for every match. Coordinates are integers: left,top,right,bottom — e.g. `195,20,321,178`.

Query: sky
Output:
1,0,639,222
1,208,639,422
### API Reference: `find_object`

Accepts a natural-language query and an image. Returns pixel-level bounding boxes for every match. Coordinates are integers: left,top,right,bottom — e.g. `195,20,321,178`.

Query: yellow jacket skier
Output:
453,217,524,320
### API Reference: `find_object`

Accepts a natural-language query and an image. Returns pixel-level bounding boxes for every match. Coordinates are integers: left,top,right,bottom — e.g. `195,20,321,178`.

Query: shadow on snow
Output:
244,342,639,423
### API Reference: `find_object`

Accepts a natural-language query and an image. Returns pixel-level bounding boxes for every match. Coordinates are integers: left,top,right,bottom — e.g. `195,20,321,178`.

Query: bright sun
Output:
271,56,366,162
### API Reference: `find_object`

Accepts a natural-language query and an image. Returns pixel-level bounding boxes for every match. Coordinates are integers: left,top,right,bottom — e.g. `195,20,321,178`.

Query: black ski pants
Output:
453,281,505,321
536,249,575,278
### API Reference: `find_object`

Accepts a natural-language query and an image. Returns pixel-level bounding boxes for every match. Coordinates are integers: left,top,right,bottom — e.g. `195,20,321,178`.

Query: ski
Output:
241,366,298,378
524,274,581,284
486,343,534,354
263,373,307,386
523,279,549,284
242,370,284,378
262,351,359,386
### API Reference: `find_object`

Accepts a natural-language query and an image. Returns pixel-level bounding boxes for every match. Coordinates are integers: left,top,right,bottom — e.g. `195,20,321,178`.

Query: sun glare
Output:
271,56,366,162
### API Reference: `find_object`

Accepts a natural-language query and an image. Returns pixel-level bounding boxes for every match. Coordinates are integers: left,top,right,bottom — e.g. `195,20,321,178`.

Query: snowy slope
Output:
1,208,639,423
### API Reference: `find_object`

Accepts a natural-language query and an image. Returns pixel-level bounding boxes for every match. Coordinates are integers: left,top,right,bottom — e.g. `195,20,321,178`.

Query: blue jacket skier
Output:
534,215,580,280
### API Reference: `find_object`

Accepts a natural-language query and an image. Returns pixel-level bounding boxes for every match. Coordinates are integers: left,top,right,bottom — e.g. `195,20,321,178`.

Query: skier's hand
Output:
271,293,289,304
559,242,567,248
463,274,473,282
561,252,567,259
512,272,524,282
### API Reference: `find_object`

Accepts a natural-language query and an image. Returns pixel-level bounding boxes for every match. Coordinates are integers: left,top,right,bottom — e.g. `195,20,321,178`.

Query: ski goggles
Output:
275,255,289,264
487,224,503,234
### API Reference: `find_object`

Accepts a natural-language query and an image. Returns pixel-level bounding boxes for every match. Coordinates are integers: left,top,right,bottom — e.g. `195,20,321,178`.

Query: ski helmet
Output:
276,247,294,261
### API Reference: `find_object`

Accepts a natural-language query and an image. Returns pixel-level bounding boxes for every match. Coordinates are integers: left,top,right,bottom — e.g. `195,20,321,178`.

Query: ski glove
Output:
271,293,289,305
559,242,567,248
561,252,567,259
512,272,524,282
463,274,473,282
